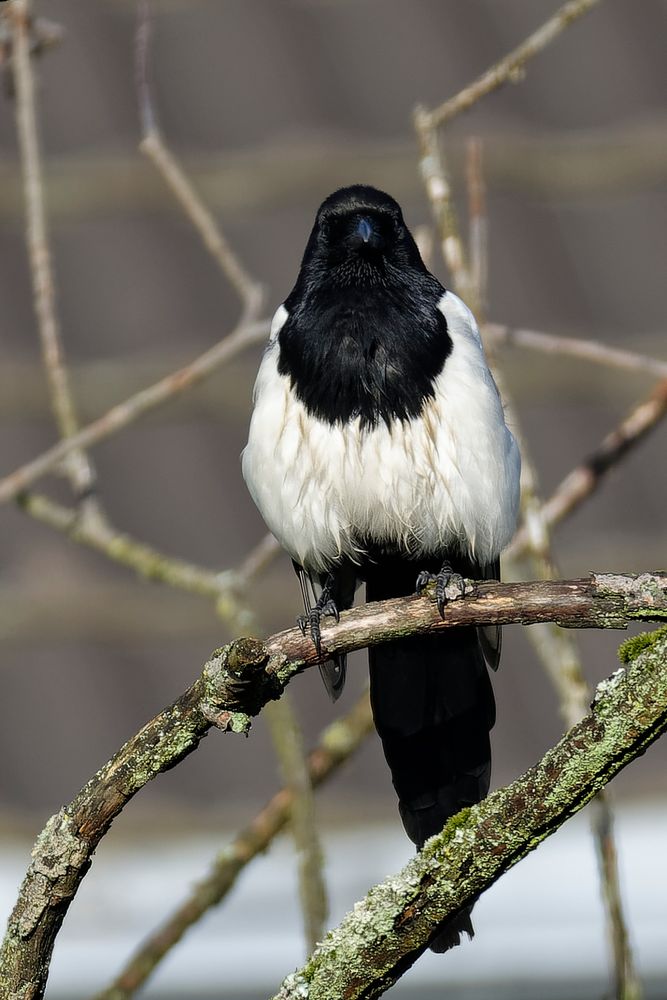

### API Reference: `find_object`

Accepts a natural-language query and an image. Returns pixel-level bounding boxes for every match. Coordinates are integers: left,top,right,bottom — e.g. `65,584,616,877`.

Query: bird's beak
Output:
355,217,374,244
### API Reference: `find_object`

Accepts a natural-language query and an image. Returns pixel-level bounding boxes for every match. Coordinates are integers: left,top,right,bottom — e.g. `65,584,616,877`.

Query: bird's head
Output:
300,185,426,287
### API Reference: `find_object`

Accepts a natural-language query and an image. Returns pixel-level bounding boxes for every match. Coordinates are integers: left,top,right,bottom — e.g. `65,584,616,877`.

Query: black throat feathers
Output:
278,278,451,428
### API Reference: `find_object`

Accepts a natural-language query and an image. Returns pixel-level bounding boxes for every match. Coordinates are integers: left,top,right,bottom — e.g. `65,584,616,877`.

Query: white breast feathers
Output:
242,292,521,572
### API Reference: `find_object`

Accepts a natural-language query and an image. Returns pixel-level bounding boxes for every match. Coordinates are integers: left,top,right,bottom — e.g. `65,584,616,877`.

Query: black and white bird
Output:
242,185,520,951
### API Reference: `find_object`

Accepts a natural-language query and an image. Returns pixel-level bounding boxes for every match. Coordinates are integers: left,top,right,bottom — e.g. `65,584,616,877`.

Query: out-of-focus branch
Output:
508,378,667,559
272,628,667,1000
413,112,472,303
16,491,281,638
466,137,487,319
16,490,223,599
2,575,666,999
9,0,99,515
216,577,328,965
0,8,64,96
235,532,281,585
0,316,270,505
426,103,641,995
486,323,667,378
135,0,262,318
265,697,328,954
426,0,604,130
92,691,372,1000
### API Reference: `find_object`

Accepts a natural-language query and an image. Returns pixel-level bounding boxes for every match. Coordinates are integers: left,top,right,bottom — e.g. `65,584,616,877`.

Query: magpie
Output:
242,185,520,951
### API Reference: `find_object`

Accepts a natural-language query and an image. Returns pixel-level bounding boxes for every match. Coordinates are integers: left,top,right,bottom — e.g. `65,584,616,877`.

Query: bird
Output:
242,184,521,951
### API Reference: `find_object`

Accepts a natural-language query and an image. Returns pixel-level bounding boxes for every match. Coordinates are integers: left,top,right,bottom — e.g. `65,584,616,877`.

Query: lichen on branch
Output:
272,627,667,999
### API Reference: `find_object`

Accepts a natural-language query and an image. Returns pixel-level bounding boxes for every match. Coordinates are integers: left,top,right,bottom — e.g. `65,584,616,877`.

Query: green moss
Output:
440,806,472,843
618,626,667,664
421,806,473,861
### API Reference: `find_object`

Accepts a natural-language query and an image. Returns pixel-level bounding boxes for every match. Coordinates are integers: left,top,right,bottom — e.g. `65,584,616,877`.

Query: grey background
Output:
0,0,666,996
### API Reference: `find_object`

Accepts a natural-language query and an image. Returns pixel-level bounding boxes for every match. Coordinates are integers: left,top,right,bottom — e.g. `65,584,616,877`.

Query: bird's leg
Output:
297,574,339,656
415,561,473,619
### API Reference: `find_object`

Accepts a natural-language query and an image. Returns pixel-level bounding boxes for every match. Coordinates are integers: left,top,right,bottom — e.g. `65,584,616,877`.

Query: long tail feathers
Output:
367,559,497,952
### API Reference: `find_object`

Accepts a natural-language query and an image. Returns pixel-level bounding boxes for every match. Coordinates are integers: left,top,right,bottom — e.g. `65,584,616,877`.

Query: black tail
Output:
366,558,496,953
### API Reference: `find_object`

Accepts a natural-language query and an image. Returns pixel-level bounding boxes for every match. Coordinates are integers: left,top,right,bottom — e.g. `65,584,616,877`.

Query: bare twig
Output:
466,137,487,319
0,316,270,504
426,0,605,130
16,490,224,599
508,378,667,559
212,555,328,967
0,11,64,98
15,492,279,645
485,323,667,378
413,112,472,302
235,531,281,585
591,796,642,1000
265,698,328,954
135,0,262,317
1,574,666,999
9,0,99,512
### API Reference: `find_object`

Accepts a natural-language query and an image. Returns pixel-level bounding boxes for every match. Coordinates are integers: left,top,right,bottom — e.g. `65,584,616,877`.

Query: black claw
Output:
416,562,472,619
321,599,340,623
296,583,339,657
415,569,435,594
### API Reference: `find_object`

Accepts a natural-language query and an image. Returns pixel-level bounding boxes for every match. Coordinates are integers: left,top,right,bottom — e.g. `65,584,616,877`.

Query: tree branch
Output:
1,573,665,999
508,378,667,558
0,316,270,505
9,0,100,516
272,626,667,999
426,0,604,130
93,691,373,1000
485,323,667,379
135,0,263,318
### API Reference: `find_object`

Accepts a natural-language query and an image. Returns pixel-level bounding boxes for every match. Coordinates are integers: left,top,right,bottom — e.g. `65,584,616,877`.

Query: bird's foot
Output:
297,587,339,657
415,562,474,618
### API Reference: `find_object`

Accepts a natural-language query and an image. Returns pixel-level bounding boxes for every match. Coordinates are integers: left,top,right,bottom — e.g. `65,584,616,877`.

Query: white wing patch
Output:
242,293,521,572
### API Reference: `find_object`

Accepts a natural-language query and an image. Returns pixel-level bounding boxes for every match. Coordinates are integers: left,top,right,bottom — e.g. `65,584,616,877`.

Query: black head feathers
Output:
277,185,451,428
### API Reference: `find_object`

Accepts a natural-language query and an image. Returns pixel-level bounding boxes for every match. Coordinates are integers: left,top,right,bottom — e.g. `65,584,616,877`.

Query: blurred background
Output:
0,1,666,997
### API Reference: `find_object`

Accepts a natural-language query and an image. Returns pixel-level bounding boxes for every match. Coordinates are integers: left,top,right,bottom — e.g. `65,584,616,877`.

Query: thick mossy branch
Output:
273,629,667,1000
1,572,665,999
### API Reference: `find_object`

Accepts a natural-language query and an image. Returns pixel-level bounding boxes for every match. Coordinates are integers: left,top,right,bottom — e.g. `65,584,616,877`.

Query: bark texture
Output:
273,626,667,1000
1,573,665,999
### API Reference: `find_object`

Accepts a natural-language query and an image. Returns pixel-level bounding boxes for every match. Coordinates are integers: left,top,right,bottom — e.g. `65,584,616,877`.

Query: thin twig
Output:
485,323,667,378
426,0,605,130
508,377,667,559
466,137,487,319
9,0,99,511
413,110,472,303
214,588,329,967
135,0,262,316
16,490,224,599
0,317,270,504
265,698,328,954
235,531,281,584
